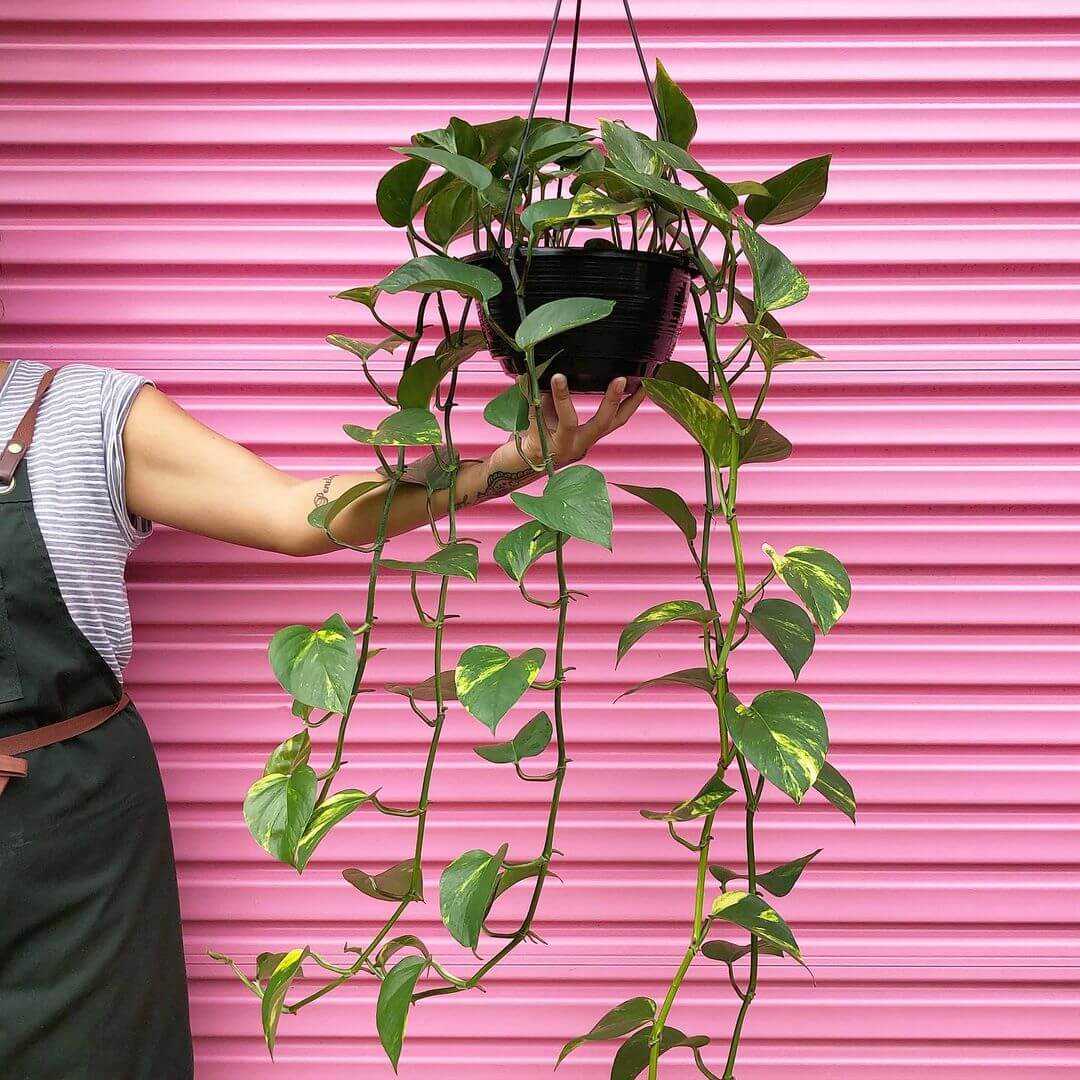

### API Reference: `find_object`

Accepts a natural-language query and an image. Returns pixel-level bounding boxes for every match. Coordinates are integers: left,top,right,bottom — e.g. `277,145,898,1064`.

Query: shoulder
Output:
53,363,151,401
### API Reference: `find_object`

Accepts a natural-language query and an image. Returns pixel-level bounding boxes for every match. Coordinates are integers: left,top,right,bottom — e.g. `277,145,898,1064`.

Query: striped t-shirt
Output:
0,361,151,679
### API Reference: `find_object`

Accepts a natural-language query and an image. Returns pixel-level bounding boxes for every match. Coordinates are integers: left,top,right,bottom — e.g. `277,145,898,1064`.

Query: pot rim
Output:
464,245,697,274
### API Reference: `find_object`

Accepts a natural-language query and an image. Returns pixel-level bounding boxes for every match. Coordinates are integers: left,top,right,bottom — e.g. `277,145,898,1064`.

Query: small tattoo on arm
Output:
469,466,537,506
313,475,338,510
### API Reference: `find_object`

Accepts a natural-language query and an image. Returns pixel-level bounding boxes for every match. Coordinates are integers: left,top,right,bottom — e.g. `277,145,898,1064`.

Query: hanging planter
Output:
214,1,857,1077
468,247,693,391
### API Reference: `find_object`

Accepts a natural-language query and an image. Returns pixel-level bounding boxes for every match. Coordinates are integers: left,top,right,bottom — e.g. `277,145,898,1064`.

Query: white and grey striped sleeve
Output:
100,369,154,547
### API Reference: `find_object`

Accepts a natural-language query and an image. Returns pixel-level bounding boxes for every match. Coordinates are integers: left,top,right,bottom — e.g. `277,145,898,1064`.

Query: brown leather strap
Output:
0,366,58,487
0,692,130,758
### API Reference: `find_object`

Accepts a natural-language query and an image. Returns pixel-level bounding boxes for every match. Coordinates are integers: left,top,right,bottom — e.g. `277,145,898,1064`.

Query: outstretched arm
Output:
123,374,644,556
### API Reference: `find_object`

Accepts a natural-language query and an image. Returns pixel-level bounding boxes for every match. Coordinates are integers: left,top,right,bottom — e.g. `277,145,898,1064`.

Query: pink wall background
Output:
4,1,1080,1075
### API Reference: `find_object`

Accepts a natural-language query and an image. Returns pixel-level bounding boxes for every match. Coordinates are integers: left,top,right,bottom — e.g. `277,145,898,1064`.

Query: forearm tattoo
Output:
459,465,537,507
313,475,338,510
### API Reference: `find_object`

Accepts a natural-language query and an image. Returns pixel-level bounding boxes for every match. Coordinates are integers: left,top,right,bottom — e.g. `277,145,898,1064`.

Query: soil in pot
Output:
468,247,693,393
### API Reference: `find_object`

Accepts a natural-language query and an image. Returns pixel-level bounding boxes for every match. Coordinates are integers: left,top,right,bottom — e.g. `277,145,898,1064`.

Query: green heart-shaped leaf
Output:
386,671,457,703
520,196,574,234
493,520,559,582
710,890,803,963
764,544,851,633
640,771,736,822
381,542,479,582
758,849,822,898
737,219,809,312
440,844,508,950
333,285,381,308
377,157,429,228
396,355,445,410
378,254,503,303
599,119,661,175
730,179,772,198
374,934,431,972
342,859,418,902
611,1027,710,1080
610,165,729,228
617,599,719,664
745,154,831,225
293,789,373,872
556,996,656,1067
423,180,475,247
260,947,308,1057
256,950,306,984
734,290,785,336
308,480,387,531
474,712,552,765
511,464,613,549
701,937,785,964
567,187,646,222
708,864,742,888
813,760,857,822
514,297,616,351
388,450,481,494
244,766,317,865
616,666,714,700
748,598,815,679
392,145,493,191
524,121,593,167
455,645,546,732
264,730,311,776
724,690,828,802
654,359,711,399
745,323,822,367
654,58,698,149
376,953,428,1070
483,382,531,433
686,167,740,211
434,329,488,370
326,333,408,362
646,137,701,173
344,409,443,447
642,379,733,472
268,614,357,713
616,483,697,544
701,939,751,965
739,418,793,465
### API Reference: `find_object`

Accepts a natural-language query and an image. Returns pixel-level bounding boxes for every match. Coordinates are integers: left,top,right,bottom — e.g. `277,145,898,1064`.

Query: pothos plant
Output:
211,59,856,1080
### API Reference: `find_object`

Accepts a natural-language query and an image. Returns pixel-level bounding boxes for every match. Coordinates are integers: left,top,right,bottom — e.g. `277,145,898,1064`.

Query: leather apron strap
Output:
0,366,128,796
0,366,57,491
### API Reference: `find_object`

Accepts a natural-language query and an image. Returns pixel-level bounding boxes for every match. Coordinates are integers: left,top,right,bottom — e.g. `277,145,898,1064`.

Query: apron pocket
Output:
0,569,23,703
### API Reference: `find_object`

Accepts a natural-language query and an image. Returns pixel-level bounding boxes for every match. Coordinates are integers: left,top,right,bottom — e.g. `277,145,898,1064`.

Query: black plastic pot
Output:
467,247,694,393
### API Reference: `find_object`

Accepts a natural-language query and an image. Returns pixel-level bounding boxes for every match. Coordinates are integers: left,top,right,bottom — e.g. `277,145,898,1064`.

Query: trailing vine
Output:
212,55,857,1077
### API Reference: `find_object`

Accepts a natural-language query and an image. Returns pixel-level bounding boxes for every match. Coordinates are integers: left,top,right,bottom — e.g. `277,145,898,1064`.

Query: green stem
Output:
316,293,433,802
647,259,765,1078
721,756,760,1078
413,250,571,1004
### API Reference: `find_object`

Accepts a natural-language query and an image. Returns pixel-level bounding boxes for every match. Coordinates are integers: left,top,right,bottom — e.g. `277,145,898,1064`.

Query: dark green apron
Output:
0,368,193,1078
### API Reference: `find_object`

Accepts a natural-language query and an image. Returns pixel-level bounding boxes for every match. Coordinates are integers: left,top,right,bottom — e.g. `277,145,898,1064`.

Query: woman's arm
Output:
123,374,644,556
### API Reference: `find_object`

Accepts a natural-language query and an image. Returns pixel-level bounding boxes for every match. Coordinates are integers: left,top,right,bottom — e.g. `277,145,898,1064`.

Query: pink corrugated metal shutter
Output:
3,2,1079,1076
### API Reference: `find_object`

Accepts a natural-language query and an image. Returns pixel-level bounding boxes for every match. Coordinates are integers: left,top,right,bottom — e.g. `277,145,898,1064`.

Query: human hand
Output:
486,374,646,481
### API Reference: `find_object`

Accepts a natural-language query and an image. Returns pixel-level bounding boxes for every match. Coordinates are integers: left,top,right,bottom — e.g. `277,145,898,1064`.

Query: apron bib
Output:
0,368,193,1079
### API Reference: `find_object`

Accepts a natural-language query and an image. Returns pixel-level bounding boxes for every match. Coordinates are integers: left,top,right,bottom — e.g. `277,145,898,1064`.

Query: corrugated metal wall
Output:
3,2,1079,1075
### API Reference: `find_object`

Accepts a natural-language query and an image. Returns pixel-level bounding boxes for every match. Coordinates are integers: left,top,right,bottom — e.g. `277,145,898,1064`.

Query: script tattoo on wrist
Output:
313,475,338,510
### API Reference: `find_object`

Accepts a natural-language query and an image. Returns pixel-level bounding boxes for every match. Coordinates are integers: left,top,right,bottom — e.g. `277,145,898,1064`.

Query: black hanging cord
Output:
563,0,584,124
621,0,705,262
620,0,667,136
496,0,698,256
495,0,566,249
555,0,585,200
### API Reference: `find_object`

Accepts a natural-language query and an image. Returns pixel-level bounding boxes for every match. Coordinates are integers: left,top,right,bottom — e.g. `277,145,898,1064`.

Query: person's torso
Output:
0,360,151,680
